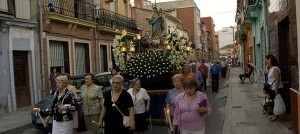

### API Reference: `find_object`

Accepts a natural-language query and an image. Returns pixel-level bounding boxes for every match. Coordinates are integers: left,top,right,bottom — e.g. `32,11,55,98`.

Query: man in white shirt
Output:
220,58,228,78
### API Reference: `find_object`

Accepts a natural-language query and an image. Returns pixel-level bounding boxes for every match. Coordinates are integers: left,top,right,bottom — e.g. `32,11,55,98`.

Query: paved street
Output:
0,67,294,134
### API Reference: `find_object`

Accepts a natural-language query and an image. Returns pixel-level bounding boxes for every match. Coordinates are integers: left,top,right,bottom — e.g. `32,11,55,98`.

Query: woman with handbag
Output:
99,75,135,134
265,54,284,122
127,78,150,134
44,75,78,134
173,77,212,134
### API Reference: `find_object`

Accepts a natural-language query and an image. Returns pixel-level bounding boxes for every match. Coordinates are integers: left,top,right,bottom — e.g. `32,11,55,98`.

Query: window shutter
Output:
0,0,8,12
15,0,31,20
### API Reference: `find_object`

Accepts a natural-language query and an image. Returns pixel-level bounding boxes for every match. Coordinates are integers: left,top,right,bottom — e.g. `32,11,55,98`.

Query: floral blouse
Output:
80,84,103,115
49,89,78,122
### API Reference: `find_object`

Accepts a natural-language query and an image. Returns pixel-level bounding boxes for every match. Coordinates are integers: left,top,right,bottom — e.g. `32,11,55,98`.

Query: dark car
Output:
31,72,112,131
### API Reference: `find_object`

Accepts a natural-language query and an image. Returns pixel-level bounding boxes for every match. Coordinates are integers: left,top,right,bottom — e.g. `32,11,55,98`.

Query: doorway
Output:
13,51,31,108
278,17,290,112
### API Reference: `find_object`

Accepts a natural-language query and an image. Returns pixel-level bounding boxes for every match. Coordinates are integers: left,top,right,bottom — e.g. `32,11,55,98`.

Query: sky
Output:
149,0,237,31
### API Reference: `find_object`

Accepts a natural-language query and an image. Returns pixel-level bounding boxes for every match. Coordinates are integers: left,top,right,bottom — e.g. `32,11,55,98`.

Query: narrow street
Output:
2,67,293,134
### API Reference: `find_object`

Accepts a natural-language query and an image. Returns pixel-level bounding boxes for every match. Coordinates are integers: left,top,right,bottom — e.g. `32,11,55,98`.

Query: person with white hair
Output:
44,75,78,134
99,75,135,134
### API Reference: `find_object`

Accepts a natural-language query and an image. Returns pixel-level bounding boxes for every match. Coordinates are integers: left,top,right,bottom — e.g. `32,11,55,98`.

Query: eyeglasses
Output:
112,82,121,85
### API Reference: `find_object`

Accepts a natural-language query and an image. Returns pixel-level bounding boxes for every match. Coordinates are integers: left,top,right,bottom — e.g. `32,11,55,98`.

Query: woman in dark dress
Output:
99,75,135,134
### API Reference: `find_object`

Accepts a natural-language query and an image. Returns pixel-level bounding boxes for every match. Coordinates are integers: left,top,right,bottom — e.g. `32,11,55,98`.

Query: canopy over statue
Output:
146,4,165,39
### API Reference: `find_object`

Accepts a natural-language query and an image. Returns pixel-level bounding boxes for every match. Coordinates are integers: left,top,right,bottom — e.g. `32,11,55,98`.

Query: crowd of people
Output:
41,57,234,134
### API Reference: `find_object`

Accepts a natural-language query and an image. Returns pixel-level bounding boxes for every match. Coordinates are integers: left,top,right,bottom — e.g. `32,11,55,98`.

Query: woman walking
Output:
127,78,150,134
99,75,135,134
44,75,78,134
80,73,103,133
173,77,212,134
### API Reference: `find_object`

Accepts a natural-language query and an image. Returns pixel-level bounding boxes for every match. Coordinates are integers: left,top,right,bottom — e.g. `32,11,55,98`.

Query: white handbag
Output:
273,94,286,115
112,103,131,127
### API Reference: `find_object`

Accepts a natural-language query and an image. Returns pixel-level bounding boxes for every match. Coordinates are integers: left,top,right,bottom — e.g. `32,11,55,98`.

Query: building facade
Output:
0,0,39,112
201,17,217,59
219,44,234,59
41,0,138,97
200,21,211,60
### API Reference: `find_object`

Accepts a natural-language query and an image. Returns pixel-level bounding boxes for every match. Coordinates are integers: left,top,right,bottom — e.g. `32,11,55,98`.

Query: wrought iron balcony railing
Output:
95,9,138,33
248,0,257,6
43,0,95,22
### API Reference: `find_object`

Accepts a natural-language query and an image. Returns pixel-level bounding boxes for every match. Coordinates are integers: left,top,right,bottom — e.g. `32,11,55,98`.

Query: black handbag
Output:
263,80,275,94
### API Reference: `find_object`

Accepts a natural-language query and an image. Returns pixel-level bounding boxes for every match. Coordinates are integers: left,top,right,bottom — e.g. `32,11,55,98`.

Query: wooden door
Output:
13,51,31,107
278,17,291,113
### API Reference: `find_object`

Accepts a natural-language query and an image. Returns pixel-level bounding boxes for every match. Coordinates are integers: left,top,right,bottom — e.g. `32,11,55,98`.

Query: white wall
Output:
218,27,236,48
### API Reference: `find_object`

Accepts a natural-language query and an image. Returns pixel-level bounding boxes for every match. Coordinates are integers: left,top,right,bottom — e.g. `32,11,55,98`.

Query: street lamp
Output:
136,34,141,52
185,42,192,52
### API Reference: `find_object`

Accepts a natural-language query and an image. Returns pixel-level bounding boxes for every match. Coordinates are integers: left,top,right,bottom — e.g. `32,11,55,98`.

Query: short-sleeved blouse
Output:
127,88,150,114
103,89,134,132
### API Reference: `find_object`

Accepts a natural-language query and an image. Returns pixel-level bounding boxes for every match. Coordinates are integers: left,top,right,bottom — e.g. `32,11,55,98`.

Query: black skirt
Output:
134,112,148,132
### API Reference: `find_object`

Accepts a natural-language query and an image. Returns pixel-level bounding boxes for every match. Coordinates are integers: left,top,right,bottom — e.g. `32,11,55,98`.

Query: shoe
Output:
269,116,279,122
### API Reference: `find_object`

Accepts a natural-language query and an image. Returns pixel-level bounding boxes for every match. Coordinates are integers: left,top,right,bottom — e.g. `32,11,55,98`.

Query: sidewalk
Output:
222,67,293,134
0,106,32,133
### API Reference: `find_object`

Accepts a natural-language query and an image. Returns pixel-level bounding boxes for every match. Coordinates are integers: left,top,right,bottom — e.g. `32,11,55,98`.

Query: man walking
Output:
210,60,221,93
198,60,208,91
220,58,228,78
191,63,203,91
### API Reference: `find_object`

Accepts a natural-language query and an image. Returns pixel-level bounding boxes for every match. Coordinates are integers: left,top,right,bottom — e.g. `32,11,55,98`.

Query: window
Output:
0,0,8,12
15,0,30,19
100,45,108,72
49,41,70,73
268,29,276,53
75,43,90,75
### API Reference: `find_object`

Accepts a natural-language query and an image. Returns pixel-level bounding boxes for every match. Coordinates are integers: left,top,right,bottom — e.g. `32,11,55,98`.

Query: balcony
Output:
95,9,138,36
248,0,257,6
43,0,96,29
246,0,262,21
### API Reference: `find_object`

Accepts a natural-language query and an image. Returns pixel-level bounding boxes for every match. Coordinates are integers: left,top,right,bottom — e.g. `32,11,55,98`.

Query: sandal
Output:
269,116,279,122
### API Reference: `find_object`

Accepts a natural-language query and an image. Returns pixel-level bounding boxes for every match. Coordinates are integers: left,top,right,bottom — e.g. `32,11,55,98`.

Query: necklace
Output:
111,90,121,104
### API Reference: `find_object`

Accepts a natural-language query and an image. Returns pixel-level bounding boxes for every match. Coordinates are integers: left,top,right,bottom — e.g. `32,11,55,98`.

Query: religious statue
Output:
146,4,165,39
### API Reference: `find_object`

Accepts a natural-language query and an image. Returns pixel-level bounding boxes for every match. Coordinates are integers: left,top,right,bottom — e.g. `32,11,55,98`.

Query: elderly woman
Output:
99,75,135,134
61,73,78,134
44,75,78,134
165,74,184,122
265,54,284,122
173,78,212,134
127,78,150,134
80,73,103,134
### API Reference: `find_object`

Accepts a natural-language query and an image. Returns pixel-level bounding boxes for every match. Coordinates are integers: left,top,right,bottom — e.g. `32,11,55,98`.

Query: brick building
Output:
201,17,217,59
42,0,137,96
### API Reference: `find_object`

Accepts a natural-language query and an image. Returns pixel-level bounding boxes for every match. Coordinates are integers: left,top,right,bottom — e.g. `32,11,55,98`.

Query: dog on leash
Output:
261,95,273,116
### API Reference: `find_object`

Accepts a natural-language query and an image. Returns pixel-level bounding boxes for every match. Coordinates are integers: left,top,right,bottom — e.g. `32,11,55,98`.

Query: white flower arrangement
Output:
112,35,135,70
164,29,189,70
127,51,171,78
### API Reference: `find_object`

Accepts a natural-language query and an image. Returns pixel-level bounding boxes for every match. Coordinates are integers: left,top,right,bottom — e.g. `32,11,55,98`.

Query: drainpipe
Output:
93,4,99,72
38,0,46,98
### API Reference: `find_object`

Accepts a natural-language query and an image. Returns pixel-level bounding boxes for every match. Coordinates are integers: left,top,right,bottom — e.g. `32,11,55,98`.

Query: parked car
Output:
31,72,112,131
